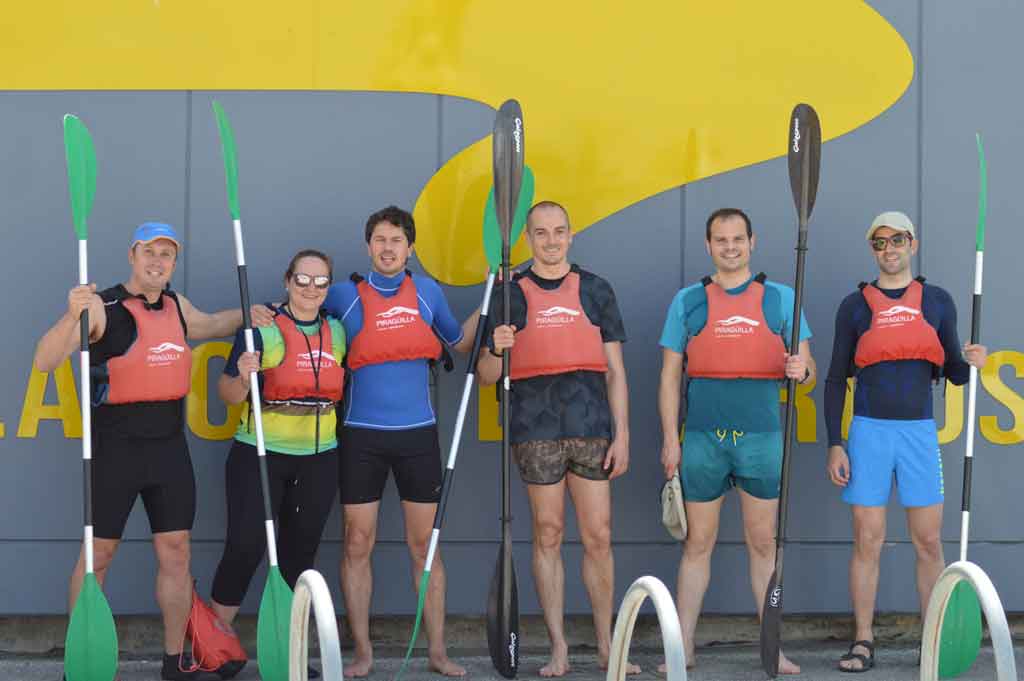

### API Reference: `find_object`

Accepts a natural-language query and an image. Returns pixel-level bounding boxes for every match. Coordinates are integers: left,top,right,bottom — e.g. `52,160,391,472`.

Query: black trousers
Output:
211,440,338,606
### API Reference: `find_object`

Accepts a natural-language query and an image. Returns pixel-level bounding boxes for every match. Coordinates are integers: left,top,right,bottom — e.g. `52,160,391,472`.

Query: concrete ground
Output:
6,641,1023,681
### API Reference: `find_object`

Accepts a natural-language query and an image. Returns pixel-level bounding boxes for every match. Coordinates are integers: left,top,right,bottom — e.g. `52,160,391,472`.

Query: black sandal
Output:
838,640,875,673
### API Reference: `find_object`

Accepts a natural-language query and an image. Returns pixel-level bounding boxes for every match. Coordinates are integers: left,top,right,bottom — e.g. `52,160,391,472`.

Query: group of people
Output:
35,201,986,680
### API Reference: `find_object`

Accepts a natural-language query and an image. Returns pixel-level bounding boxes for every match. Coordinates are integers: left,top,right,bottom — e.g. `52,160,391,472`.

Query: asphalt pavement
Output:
6,640,1022,681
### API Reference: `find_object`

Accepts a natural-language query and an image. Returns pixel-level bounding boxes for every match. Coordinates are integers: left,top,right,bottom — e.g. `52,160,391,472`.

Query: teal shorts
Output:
680,429,782,501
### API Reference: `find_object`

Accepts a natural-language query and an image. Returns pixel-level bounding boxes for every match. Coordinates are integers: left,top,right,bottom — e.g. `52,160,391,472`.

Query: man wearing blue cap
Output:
35,222,274,681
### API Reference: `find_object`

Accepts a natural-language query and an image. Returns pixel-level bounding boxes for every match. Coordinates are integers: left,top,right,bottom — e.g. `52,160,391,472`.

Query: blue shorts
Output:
842,416,944,508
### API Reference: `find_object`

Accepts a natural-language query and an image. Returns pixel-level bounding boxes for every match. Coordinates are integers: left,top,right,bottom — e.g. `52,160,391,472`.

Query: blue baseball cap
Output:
131,222,182,251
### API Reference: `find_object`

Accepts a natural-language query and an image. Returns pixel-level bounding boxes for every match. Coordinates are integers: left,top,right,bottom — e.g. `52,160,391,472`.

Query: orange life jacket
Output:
685,274,786,379
510,271,608,380
346,274,442,370
854,278,945,369
262,313,344,405
105,294,192,404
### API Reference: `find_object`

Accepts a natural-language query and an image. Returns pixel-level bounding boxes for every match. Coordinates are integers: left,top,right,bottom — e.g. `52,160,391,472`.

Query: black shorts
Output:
91,430,196,539
338,425,442,504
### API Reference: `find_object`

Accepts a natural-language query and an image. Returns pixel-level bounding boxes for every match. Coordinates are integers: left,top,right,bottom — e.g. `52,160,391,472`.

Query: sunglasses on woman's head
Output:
870,233,912,251
292,273,331,289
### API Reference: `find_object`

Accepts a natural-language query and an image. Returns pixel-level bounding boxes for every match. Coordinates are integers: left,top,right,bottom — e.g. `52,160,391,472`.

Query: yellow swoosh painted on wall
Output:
2,1,911,285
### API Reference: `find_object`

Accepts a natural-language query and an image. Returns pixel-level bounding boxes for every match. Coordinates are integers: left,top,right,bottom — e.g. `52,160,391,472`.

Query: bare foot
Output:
656,646,697,674
428,652,467,677
539,645,571,678
343,649,373,678
599,657,641,675
778,650,801,675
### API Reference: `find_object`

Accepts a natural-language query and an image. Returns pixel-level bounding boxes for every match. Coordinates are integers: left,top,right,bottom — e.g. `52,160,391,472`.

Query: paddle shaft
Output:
774,148,812,583
231,218,279,567
488,99,524,677
499,226,514,651
960,252,982,562
960,134,987,563
77,240,97,574
423,273,496,571
395,275,497,681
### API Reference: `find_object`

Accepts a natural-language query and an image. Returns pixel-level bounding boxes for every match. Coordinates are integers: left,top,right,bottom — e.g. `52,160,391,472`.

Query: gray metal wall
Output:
1,0,1021,618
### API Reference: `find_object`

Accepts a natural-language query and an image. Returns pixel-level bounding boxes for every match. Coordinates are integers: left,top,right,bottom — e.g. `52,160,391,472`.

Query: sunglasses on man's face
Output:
870,233,913,251
292,273,331,289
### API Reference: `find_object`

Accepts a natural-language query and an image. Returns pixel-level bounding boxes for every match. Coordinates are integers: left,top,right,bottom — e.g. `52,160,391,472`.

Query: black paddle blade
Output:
787,103,821,222
487,552,519,678
492,100,525,246
759,571,783,677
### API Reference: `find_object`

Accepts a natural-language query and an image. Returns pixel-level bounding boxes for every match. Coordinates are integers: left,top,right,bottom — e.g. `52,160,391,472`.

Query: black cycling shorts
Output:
338,425,442,504
91,430,196,539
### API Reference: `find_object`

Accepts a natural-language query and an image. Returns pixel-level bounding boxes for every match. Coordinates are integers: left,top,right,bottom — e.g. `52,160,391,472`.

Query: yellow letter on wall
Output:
779,378,817,442
840,378,856,441
187,342,242,441
980,350,1024,445
17,359,82,438
479,382,500,442
936,381,964,445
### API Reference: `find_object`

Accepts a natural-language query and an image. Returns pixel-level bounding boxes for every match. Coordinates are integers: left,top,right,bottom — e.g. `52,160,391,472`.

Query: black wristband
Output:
489,346,504,358
799,367,811,384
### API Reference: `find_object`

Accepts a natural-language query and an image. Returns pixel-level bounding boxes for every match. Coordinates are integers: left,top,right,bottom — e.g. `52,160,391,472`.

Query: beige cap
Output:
866,211,916,240
661,474,687,541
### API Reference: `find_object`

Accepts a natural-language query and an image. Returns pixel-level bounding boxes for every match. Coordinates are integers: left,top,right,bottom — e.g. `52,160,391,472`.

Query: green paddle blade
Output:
975,133,987,252
64,573,118,681
212,101,241,220
395,569,431,681
938,581,983,677
256,567,293,681
62,115,97,240
483,165,535,271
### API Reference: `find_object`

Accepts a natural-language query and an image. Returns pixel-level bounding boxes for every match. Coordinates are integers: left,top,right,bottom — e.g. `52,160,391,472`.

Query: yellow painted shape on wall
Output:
1,1,912,286
979,350,1024,445
479,382,499,442
17,360,82,438
937,382,964,445
779,379,817,443
0,2,314,90
187,342,243,441
841,378,855,441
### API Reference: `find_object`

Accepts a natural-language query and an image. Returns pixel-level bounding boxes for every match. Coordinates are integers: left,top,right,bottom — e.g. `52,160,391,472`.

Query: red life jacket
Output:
346,274,442,370
685,274,786,379
105,294,192,404
854,278,945,368
262,313,345,404
510,271,608,380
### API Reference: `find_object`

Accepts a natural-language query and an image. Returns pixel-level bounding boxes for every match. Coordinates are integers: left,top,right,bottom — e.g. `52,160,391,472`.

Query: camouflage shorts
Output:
511,438,611,485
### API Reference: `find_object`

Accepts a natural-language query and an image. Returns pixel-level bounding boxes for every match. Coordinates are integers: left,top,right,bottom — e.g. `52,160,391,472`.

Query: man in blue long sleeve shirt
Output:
823,212,987,672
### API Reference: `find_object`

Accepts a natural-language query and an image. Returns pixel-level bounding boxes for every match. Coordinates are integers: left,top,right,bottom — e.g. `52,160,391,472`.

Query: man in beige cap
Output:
821,211,987,672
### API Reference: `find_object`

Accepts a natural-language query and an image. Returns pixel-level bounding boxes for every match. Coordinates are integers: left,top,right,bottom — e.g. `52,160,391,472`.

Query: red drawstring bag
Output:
181,584,248,680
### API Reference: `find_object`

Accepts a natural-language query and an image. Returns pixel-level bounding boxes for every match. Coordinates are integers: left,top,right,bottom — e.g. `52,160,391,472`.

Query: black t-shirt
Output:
89,285,189,440
485,265,627,444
